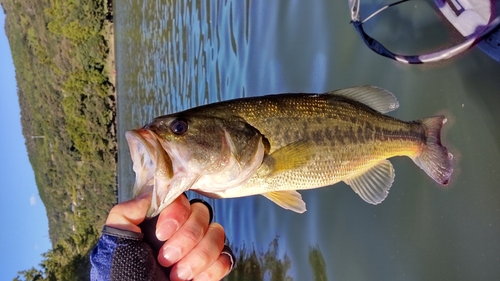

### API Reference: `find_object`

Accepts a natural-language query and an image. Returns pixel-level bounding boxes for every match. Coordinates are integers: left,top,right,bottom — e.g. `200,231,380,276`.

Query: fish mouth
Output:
125,129,173,201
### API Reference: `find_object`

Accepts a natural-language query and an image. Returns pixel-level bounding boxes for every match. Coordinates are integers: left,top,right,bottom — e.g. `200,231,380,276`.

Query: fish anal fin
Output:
344,159,395,205
262,190,306,213
261,140,315,176
329,85,399,113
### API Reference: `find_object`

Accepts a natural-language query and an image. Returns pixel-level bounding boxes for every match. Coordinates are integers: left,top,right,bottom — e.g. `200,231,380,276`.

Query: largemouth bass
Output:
126,86,453,217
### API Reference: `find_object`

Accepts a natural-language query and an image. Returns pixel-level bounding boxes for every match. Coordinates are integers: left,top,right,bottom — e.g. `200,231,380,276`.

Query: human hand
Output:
105,193,233,281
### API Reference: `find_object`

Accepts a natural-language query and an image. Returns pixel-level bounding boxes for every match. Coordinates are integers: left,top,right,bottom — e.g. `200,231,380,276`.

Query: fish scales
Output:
178,94,426,192
126,86,453,216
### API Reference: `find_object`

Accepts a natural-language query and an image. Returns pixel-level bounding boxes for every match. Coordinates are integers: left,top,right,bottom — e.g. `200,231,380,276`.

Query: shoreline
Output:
104,20,116,96
103,19,119,200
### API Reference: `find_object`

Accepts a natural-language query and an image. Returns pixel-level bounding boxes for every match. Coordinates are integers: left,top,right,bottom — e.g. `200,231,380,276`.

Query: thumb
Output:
105,192,152,233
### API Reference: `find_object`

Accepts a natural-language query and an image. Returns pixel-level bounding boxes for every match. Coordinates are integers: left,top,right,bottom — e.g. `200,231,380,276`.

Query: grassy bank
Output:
1,0,117,279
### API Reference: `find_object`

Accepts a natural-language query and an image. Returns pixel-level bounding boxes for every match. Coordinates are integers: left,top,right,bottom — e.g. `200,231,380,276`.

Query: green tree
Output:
3,0,116,279
13,267,45,281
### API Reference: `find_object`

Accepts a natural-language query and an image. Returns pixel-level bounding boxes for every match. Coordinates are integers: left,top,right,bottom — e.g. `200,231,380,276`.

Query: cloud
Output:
29,194,37,206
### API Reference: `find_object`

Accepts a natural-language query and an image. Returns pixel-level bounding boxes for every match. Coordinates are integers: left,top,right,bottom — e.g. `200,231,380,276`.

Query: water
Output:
115,1,500,280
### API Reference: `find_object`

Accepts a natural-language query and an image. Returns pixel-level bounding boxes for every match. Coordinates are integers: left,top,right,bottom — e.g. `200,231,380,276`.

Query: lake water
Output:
114,0,500,280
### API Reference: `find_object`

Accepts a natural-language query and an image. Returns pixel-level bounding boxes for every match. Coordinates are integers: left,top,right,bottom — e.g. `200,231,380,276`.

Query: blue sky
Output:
0,12,52,280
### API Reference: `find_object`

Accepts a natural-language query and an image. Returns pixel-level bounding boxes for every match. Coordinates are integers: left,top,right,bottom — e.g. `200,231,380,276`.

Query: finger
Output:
193,250,233,281
105,192,152,233
169,223,225,281
158,202,211,267
155,194,191,241
189,198,214,223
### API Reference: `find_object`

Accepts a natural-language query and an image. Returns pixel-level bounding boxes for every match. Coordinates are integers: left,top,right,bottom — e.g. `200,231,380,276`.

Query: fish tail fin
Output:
412,116,453,185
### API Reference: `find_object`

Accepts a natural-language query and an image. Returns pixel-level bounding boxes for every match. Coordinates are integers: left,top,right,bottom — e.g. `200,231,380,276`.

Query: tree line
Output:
2,0,116,279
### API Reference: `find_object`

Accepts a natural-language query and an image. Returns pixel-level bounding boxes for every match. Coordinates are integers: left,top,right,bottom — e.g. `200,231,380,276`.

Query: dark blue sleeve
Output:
90,226,169,281
90,232,118,280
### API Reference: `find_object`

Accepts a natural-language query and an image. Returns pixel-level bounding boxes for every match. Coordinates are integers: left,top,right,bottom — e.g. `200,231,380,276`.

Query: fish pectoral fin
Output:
328,85,399,113
262,190,307,213
260,140,315,176
344,159,395,205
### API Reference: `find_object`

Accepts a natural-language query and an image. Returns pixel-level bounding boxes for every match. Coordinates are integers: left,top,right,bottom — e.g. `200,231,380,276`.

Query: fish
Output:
126,85,454,217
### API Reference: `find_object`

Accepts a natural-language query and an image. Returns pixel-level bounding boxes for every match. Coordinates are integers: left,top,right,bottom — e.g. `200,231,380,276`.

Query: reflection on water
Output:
228,236,329,281
309,246,328,281
228,237,293,281
115,0,500,280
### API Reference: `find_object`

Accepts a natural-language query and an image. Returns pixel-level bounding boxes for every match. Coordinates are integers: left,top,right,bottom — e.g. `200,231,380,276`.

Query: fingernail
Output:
163,245,181,264
176,265,192,280
156,219,179,241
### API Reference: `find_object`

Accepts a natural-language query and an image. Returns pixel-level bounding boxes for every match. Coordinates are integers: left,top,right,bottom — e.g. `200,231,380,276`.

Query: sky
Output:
0,12,52,280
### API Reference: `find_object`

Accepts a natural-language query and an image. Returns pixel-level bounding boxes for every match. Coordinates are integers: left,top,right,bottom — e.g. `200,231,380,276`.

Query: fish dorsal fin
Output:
344,159,395,204
260,140,315,176
262,190,306,213
329,85,399,113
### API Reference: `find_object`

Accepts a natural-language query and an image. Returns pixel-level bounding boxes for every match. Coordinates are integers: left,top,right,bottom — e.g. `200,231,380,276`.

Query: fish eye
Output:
170,118,188,135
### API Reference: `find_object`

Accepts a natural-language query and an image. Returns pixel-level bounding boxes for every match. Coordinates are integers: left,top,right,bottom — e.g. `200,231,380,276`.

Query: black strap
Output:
102,225,144,240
